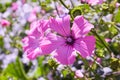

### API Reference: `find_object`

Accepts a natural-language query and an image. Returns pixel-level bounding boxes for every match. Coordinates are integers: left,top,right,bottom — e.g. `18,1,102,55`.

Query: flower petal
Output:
22,36,42,59
75,70,84,78
83,36,96,55
88,0,103,5
71,16,94,38
54,45,76,65
40,33,65,54
27,12,37,22
74,39,89,58
28,20,49,38
74,36,95,58
49,15,70,36
27,47,42,59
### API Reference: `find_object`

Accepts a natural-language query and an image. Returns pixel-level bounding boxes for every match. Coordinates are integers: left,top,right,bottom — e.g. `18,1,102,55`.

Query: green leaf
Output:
110,42,120,55
32,0,37,2
62,69,69,77
46,0,51,3
5,2,11,7
114,8,120,23
34,57,50,78
0,75,8,80
3,58,28,80
110,58,120,70
96,39,104,49
108,25,118,37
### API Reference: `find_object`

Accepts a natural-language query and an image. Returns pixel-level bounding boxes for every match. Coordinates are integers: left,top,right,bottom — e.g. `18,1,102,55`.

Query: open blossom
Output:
22,20,49,59
42,15,95,65
22,15,95,65
0,19,10,27
81,0,103,5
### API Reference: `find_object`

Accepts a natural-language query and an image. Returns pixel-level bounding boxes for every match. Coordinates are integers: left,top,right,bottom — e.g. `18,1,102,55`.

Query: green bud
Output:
70,7,82,19
96,49,105,58
48,59,58,68
101,3,109,10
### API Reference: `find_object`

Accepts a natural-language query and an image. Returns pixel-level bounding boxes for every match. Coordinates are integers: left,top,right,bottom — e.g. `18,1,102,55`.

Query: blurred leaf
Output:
3,58,28,80
0,75,8,80
46,0,51,3
0,36,4,48
110,42,120,55
108,25,118,37
34,57,50,78
32,0,37,2
96,39,104,48
114,8,120,23
95,35,109,49
110,58,120,70
34,57,44,78
62,69,69,78
5,2,11,7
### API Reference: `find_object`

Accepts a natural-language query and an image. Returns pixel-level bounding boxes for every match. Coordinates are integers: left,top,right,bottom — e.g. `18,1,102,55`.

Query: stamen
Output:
66,36,75,45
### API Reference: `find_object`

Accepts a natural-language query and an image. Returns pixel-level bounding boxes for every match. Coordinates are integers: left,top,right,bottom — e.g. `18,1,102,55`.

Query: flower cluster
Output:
22,15,96,65
81,0,104,5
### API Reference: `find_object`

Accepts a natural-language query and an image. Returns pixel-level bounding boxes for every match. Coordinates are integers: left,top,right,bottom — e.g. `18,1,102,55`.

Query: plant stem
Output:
91,28,112,54
70,0,74,8
18,58,28,80
38,0,41,6
59,0,69,10
112,71,120,76
54,1,60,17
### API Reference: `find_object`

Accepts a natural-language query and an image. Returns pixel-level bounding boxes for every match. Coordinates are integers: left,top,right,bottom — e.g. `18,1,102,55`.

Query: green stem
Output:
110,22,120,32
91,28,112,54
59,0,69,10
18,58,28,80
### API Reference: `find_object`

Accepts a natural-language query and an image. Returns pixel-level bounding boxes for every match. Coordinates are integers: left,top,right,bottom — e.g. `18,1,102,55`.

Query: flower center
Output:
66,36,75,45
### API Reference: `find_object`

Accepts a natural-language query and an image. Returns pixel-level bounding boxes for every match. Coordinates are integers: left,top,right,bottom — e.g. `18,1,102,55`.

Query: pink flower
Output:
22,15,95,65
81,0,103,5
27,12,37,23
116,3,120,8
11,2,18,11
22,20,49,59
21,0,26,4
44,15,96,65
105,38,111,43
0,19,10,27
32,6,40,14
